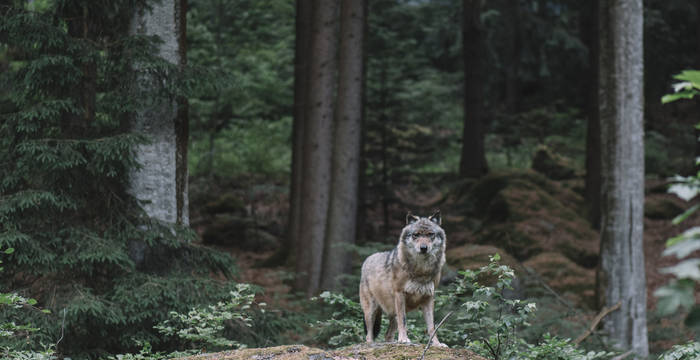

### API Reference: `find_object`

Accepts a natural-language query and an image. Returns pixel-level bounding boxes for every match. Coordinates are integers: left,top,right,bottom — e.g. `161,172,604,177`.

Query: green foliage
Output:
443,254,538,359
656,71,700,333
661,71,700,104
313,291,365,347
155,283,261,351
657,342,700,360
186,0,294,178
521,334,611,360
0,1,238,357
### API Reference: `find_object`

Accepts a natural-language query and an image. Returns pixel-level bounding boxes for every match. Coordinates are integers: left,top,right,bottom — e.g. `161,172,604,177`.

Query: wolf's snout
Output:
419,244,428,253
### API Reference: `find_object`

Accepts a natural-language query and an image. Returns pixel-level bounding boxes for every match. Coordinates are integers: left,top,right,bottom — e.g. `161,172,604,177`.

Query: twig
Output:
56,308,66,348
573,301,621,345
611,350,634,360
419,310,453,360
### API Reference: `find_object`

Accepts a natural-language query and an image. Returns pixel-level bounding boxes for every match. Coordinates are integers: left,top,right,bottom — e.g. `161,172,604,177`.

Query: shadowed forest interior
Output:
3,0,700,359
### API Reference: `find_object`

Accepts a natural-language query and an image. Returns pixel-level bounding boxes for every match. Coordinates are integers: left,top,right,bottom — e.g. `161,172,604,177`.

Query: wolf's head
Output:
400,210,446,256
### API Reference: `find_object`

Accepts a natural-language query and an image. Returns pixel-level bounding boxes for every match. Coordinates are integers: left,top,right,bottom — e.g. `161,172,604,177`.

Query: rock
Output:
531,145,576,180
179,343,488,360
523,252,596,309
644,196,684,220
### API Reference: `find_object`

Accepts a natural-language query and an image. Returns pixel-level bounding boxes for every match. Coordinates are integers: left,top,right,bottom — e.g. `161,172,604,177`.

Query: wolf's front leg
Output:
394,292,410,343
422,298,447,347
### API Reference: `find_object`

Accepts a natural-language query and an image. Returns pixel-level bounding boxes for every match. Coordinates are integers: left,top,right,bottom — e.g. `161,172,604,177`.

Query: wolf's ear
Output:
429,210,441,225
406,212,420,225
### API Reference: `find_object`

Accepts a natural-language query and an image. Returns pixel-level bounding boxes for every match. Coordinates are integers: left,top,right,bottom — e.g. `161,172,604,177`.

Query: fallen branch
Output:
573,301,622,345
419,310,454,360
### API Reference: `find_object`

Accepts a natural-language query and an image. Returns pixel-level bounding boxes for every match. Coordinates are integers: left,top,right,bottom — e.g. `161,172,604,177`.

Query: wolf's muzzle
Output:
420,244,428,253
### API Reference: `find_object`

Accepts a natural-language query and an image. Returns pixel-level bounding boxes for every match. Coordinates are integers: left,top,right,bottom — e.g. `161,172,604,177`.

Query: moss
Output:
203,193,247,216
531,145,576,180
644,196,684,220
524,252,596,309
179,343,489,360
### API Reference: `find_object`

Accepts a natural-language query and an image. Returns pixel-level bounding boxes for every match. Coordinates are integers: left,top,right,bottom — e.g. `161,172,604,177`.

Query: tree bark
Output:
459,0,488,178
504,0,520,113
320,0,365,291
294,0,339,296
286,0,313,266
128,0,188,226
597,0,649,357
584,0,601,230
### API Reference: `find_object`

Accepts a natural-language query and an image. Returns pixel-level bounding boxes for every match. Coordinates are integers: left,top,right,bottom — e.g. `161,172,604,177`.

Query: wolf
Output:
359,210,447,347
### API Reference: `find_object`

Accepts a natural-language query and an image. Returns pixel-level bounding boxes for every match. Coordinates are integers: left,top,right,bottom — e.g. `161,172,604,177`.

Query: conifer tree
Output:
0,1,234,356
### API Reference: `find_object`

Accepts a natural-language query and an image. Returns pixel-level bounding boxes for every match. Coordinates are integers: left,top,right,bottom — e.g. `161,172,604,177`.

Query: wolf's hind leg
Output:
360,287,379,342
384,316,397,342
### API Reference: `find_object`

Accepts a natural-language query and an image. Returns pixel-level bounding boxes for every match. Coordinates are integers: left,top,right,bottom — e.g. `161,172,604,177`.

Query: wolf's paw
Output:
432,341,448,348
397,337,411,344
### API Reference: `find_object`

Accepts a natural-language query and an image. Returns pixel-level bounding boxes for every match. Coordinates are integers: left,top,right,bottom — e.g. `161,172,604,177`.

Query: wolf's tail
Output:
363,309,382,338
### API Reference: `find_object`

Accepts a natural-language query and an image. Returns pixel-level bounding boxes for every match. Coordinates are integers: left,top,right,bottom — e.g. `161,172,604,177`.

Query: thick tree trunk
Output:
597,0,649,357
128,0,188,226
287,0,312,266
294,0,339,296
584,0,601,230
459,0,488,178
320,0,365,291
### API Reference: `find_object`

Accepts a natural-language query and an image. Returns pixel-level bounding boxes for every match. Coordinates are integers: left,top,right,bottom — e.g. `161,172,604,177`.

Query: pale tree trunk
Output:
584,0,601,230
128,0,189,226
597,0,648,357
459,0,488,178
320,0,365,291
286,0,312,266
294,0,339,296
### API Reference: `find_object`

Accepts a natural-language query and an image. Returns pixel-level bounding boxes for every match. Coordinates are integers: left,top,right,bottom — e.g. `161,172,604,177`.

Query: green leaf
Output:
673,70,700,89
661,91,698,104
660,259,700,280
672,204,700,225
3,248,14,254
664,237,700,259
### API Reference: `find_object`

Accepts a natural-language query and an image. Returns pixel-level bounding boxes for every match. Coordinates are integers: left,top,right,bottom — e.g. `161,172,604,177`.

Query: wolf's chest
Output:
404,279,434,296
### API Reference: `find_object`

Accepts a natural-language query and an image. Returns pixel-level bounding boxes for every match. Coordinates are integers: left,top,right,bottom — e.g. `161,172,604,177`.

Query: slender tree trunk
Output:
459,0,488,178
286,0,312,266
294,0,339,296
174,0,188,225
128,0,187,225
504,0,520,113
597,0,649,356
584,0,601,229
320,0,365,291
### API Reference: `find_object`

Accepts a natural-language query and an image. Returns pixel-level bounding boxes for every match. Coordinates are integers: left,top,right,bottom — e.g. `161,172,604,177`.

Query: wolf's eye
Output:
428,233,435,238
412,233,419,239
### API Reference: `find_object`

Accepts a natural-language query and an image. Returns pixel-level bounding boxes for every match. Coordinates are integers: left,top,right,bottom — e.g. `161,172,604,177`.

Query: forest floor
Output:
189,169,700,354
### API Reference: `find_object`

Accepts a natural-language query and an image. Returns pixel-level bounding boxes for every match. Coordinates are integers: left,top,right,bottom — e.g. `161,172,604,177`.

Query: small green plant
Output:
521,334,611,360
657,341,700,360
154,283,262,351
312,291,365,347
656,70,700,332
1,248,55,359
449,254,537,359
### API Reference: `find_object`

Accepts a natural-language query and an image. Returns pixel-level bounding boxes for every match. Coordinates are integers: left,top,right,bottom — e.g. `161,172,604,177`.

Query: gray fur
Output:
359,211,447,347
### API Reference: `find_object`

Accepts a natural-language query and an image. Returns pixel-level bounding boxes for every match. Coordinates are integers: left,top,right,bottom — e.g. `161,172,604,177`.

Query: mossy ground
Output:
180,343,488,360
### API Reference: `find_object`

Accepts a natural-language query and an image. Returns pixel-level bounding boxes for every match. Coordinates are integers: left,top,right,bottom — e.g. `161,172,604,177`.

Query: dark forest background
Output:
2,0,700,359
